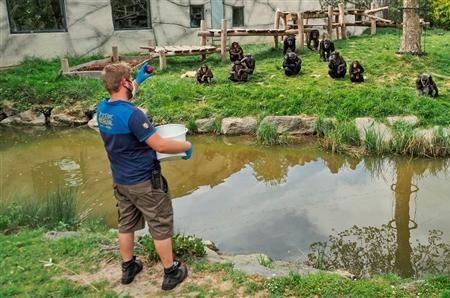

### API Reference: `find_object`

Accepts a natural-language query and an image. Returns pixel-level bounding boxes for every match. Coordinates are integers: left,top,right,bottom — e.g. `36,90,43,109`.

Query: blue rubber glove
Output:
183,144,193,160
135,63,153,85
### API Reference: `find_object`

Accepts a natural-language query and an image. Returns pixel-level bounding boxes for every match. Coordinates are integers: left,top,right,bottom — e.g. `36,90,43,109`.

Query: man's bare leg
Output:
154,238,174,268
119,232,134,262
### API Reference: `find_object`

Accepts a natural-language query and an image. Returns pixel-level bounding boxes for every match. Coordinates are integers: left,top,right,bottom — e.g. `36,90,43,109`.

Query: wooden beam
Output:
159,50,166,70
370,2,377,35
112,46,119,62
327,6,333,40
60,58,69,74
298,12,304,52
338,3,346,39
221,19,227,63
364,6,389,14
200,19,207,61
274,9,280,48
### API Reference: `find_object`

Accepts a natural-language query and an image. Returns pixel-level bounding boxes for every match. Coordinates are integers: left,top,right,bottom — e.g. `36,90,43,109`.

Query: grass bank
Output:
1,29,449,127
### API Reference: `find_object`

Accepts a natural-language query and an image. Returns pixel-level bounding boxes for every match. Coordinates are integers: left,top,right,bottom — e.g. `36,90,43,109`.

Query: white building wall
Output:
0,0,370,67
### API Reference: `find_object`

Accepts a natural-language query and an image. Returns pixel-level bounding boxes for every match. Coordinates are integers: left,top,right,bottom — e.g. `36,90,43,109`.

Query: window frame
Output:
6,0,68,34
111,0,153,31
189,4,204,28
232,6,244,27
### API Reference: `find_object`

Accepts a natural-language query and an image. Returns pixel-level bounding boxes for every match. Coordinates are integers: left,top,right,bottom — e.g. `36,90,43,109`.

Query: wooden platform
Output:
140,45,220,70
197,28,287,37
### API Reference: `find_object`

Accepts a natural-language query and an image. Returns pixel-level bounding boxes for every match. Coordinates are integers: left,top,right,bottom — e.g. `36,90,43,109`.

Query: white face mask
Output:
125,79,136,100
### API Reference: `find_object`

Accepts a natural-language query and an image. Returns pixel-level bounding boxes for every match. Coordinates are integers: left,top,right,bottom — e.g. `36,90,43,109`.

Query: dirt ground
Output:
62,259,265,297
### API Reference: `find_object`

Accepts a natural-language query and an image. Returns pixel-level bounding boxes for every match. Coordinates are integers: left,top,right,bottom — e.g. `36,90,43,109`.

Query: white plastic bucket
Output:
155,124,188,161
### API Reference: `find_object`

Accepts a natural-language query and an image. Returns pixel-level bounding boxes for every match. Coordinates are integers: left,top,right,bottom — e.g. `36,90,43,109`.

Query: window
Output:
232,6,244,27
111,0,152,30
190,5,204,28
355,4,363,22
6,0,67,33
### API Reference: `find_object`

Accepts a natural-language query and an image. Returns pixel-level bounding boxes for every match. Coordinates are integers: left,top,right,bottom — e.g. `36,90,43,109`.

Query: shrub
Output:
431,0,450,29
139,234,206,262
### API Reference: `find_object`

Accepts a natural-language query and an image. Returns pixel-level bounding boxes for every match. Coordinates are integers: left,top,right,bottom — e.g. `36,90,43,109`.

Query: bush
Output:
139,234,206,262
431,0,450,28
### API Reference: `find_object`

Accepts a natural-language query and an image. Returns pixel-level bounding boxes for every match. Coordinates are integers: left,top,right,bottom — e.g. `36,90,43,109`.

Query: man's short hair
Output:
101,62,131,94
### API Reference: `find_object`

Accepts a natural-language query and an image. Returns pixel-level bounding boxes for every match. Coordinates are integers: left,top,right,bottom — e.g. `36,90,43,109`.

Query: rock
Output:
221,117,257,135
386,115,418,126
45,231,80,241
414,127,437,143
202,240,219,252
0,102,17,117
355,117,392,143
88,113,98,128
0,109,46,126
195,118,215,133
50,105,89,126
260,115,316,135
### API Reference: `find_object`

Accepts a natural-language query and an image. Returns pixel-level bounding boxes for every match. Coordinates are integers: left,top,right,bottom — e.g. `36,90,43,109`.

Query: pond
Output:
0,127,449,278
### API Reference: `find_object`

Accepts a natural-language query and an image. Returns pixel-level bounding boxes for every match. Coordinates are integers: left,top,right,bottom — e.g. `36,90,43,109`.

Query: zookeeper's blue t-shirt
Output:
97,98,159,185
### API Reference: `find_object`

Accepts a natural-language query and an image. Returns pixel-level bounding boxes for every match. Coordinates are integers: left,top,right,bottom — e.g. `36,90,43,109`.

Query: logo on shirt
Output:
98,112,113,129
142,122,149,129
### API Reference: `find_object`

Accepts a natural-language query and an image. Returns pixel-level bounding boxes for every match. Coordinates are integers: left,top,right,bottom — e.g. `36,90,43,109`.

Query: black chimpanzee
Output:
229,42,244,62
229,60,249,82
416,74,439,97
241,55,255,74
283,35,296,55
328,51,346,79
319,38,335,62
307,30,320,51
283,52,301,76
196,64,213,85
349,60,364,83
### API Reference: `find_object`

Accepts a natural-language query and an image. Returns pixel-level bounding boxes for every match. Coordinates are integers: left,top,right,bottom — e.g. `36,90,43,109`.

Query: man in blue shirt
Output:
98,62,192,290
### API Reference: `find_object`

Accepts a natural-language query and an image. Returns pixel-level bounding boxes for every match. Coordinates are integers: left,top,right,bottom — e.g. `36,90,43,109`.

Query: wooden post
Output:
335,15,340,39
274,10,280,48
159,50,166,70
298,12,304,52
370,2,377,35
60,58,69,74
200,19,207,60
112,46,119,62
327,6,333,40
221,19,227,63
338,3,347,39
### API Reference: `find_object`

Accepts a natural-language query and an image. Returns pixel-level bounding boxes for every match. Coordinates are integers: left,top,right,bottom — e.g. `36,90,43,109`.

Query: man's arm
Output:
145,133,190,154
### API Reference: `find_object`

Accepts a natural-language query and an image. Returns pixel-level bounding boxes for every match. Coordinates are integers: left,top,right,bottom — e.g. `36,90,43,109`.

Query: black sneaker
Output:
121,256,143,285
162,261,188,291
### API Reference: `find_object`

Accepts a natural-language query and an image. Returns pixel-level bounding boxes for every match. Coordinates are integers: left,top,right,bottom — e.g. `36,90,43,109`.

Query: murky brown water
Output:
1,127,449,278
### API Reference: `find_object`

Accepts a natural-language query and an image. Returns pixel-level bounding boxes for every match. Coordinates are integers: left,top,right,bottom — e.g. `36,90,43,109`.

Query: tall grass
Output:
257,122,279,145
0,186,79,231
319,120,361,154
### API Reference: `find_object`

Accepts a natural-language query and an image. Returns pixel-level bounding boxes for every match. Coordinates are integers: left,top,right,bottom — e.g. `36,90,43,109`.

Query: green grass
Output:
257,122,279,145
1,29,449,127
0,187,80,231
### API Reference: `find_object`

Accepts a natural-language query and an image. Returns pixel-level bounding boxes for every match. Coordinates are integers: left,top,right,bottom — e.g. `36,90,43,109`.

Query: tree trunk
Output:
398,0,422,55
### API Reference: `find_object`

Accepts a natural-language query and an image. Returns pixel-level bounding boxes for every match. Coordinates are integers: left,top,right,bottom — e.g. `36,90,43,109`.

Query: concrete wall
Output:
0,0,365,67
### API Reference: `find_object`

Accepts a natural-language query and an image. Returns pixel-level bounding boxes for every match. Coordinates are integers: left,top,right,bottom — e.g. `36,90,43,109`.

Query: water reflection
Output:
1,127,449,278
307,159,450,278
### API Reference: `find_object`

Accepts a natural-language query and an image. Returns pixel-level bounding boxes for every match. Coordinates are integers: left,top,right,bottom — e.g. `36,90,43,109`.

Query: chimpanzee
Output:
229,60,249,82
283,52,301,76
196,64,213,85
328,51,346,79
319,38,335,62
283,35,296,55
307,30,320,51
416,74,439,97
229,42,244,62
349,60,364,83
241,55,256,74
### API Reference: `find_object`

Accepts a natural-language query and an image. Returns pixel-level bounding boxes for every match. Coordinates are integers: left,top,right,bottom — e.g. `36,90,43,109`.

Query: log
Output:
200,19,207,60
370,2,377,35
112,46,119,62
338,3,347,39
221,19,227,63
159,51,166,70
274,9,280,48
327,6,333,40
60,58,69,74
364,6,389,14
298,12,304,52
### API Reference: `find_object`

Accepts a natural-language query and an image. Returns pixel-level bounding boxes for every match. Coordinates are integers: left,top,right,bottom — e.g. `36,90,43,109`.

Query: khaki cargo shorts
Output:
113,178,173,240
